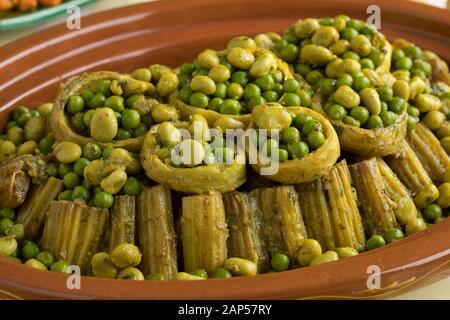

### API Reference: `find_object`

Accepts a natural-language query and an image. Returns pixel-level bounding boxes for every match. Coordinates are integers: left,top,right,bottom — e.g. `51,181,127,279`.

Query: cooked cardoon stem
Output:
104,195,136,252
296,160,365,252
349,158,398,236
223,190,270,273
376,158,421,223
406,123,450,184
181,191,228,274
16,177,64,239
385,139,439,208
40,200,109,273
137,185,178,280
259,185,307,261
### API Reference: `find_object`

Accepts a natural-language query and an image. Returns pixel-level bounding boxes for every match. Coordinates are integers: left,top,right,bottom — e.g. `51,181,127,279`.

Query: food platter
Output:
0,0,449,299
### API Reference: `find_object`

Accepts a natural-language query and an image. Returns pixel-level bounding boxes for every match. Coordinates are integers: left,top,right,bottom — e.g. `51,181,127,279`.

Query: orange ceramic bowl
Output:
0,0,449,299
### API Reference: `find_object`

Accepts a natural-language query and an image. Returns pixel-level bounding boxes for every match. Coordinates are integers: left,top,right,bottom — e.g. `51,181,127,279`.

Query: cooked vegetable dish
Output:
1,16,450,282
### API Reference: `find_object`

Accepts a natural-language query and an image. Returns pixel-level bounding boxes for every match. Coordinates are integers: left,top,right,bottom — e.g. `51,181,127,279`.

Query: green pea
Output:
134,123,148,137
45,163,58,177
67,96,85,114
342,50,360,60
342,27,358,41
328,104,347,120
349,106,369,124
208,98,223,112
320,79,336,96
288,141,309,158
360,24,376,35
58,163,73,178
6,224,25,240
12,106,29,121
278,149,289,161
366,234,385,250
360,58,375,69
412,69,427,81
145,273,166,280
82,142,101,160
50,260,71,273
295,64,311,77
100,144,113,159
282,79,299,93
58,190,73,201
280,43,299,63
231,71,249,86
407,106,420,118
156,147,172,161
73,158,90,177
219,99,241,115
70,113,86,132
6,121,19,130
123,177,142,196
305,70,324,86
404,45,423,59
368,49,383,66
423,203,443,222
0,218,14,235
273,83,284,95
116,128,132,140
227,83,244,99
79,88,95,103
255,74,275,91
63,172,81,189
260,91,276,102
21,241,40,260
383,228,405,244
353,76,370,92
366,115,383,129
96,79,112,97
396,57,413,70
380,101,388,113
212,267,232,278
336,74,353,88
347,18,364,30
17,112,32,126
243,83,261,101
72,185,91,202
121,109,141,129
247,96,266,112
271,70,284,84
0,208,15,220
36,251,55,268
297,90,312,107
388,97,406,114
190,269,208,279
105,96,125,112
275,38,289,52
281,93,301,106
271,252,290,272
180,63,194,74
293,114,312,130
88,92,106,108
377,87,393,102
380,111,398,126
190,92,209,108
93,191,114,209
281,127,300,144
413,60,432,77
392,48,405,62
307,130,325,149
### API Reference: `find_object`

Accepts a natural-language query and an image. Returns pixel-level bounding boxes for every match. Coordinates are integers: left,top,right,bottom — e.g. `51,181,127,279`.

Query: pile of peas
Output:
0,207,72,273
177,41,312,115
65,65,180,142
0,104,53,163
391,44,432,82
47,141,144,209
273,17,412,130
155,116,237,167
260,113,326,161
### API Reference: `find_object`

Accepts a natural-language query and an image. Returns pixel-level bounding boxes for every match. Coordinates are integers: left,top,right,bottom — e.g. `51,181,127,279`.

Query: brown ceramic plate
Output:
0,0,449,299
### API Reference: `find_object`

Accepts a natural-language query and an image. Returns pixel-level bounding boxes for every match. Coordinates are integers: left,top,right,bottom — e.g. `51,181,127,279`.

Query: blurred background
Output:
0,0,449,300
